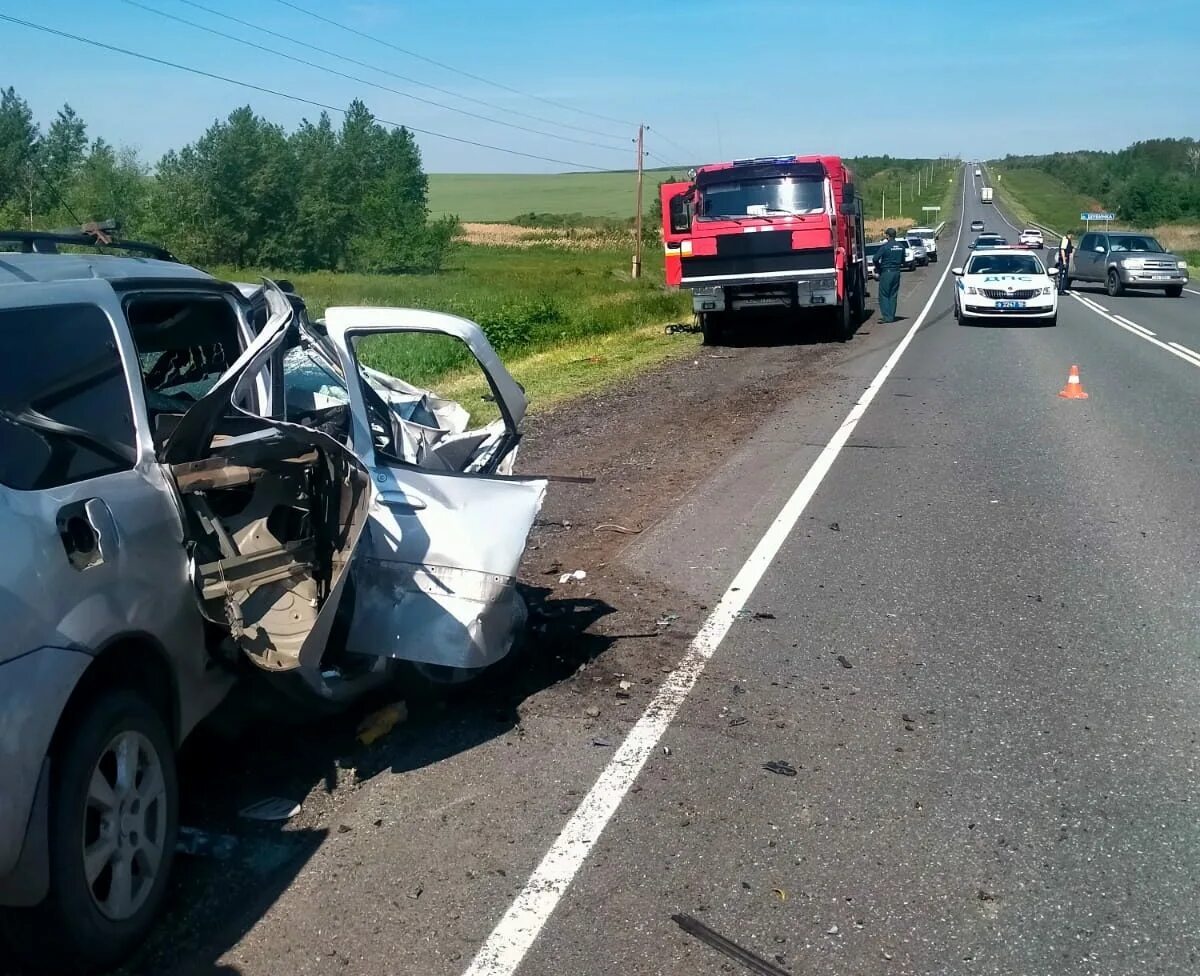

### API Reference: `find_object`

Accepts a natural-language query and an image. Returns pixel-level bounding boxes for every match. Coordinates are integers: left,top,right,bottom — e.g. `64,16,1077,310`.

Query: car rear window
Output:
0,303,136,490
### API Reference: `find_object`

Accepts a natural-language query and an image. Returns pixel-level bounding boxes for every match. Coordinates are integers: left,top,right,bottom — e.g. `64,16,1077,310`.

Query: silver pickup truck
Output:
1067,230,1189,297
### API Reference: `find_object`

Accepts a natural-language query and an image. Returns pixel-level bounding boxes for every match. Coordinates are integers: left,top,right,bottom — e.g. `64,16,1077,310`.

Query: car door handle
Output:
376,490,427,514
56,498,117,571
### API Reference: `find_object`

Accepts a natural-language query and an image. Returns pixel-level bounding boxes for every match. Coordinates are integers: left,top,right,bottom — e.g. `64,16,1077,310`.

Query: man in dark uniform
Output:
873,227,907,323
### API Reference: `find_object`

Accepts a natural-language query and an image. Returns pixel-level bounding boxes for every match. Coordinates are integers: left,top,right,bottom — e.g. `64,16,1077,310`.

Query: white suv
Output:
908,227,938,263
1018,228,1044,249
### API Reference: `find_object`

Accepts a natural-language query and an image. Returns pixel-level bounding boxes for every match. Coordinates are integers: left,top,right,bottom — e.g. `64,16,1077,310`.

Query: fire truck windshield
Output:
699,177,826,218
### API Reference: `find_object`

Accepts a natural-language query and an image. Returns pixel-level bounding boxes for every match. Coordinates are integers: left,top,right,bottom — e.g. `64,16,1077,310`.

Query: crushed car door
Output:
162,282,372,694
319,307,547,672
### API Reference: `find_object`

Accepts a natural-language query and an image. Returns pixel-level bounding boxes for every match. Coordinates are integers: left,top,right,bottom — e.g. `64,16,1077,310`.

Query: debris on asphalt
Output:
337,824,352,834
238,797,302,822
356,701,408,745
772,888,787,902
663,746,671,756
762,760,798,777
827,924,840,935
829,522,841,531
584,706,601,718
176,826,238,860
592,737,612,747
836,655,853,669
593,523,640,535
657,614,680,628
729,716,748,727
671,913,791,976
559,569,588,584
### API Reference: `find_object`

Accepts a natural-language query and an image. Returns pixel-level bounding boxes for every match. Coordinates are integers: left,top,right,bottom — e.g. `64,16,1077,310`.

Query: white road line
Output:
1113,314,1155,337
1169,340,1200,362
1069,293,1200,370
1185,287,1200,298
1075,294,1108,314
460,172,971,976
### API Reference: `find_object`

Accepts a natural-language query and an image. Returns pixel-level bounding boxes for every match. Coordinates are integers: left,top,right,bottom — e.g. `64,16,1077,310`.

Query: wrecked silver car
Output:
0,235,544,972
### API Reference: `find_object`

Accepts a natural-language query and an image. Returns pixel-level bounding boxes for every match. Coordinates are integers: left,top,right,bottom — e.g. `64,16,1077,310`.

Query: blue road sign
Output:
1081,212,1115,221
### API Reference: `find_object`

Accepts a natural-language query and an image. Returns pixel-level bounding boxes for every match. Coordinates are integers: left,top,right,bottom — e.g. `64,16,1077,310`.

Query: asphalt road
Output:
19,170,1195,976
470,174,1200,975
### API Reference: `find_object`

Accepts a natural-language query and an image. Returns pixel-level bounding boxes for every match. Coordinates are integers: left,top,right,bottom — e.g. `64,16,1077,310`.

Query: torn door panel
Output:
315,306,548,671
163,282,377,699
344,469,546,669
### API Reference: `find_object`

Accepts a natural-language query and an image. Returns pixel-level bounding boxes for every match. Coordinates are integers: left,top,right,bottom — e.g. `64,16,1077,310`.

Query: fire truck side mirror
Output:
839,183,858,215
669,195,692,234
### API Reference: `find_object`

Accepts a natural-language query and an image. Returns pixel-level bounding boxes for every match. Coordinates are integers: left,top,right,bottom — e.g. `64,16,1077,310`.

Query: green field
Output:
428,170,682,222
987,165,1101,235
224,244,688,396
430,159,954,224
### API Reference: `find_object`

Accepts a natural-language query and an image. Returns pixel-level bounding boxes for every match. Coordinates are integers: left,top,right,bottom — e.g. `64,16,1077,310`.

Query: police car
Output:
952,249,1058,325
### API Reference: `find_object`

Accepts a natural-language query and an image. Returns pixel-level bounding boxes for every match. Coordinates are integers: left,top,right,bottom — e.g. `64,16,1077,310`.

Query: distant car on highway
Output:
1067,231,1190,297
970,219,985,232
970,233,1008,249
1018,228,1044,249
909,226,938,263
952,249,1058,326
906,234,929,267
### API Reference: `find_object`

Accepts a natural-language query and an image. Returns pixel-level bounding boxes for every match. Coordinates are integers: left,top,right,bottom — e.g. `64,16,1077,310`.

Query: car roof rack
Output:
0,221,178,263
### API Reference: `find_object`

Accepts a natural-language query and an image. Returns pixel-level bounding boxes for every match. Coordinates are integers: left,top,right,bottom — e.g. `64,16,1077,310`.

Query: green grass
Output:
860,162,959,228
428,169,683,222
987,165,1101,235
222,244,689,390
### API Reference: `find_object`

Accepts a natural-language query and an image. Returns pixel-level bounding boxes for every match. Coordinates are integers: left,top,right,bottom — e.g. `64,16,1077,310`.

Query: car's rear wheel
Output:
1166,284,1183,298
1106,268,1125,297
1,690,178,974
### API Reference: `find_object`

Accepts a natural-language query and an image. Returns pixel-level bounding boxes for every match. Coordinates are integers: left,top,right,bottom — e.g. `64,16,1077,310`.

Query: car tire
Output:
1166,285,1183,298
0,690,178,975
953,299,962,322
930,252,938,263
1046,314,1058,327
1106,268,1125,297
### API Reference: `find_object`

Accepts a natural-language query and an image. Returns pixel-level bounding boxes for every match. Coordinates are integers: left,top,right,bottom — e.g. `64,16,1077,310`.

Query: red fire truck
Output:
660,155,866,343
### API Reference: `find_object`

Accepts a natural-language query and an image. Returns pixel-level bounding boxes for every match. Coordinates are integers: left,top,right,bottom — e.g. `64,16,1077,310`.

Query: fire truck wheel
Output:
828,298,853,342
700,312,726,345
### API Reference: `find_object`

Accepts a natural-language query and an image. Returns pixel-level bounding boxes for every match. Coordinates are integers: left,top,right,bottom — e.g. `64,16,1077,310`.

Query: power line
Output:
269,0,637,130
0,13,612,172
171,0,629,144
649,129,701,166
644,150,686,170
117,0,628,154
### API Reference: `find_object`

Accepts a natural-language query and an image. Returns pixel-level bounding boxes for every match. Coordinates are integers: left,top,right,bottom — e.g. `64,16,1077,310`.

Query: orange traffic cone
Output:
1058,364,1088,399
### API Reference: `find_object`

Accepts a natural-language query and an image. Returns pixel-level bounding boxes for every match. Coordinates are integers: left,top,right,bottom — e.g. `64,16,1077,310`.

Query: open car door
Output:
162,282,382,703
309,307,548,674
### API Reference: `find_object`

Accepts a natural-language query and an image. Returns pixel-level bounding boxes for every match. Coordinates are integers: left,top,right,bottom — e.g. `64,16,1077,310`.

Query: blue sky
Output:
3,0,1199,173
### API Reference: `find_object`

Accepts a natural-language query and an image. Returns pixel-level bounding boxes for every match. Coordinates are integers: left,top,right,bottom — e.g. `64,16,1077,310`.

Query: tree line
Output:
1001,139,1200,225
0,87,456,273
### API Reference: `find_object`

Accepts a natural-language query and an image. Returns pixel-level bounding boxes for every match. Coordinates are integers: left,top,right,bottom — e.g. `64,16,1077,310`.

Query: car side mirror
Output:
1047,266,1059,275
1094,245,1105,252
952,267,964,276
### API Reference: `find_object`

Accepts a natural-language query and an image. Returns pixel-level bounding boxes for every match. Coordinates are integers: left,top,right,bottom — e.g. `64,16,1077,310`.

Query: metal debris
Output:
671,913,791,976
761,760,798,777
238,797,302,822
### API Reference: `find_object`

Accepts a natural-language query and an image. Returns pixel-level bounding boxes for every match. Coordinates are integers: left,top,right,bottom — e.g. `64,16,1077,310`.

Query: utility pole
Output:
881,188,886,221
899,178,903,218
632,123,645,280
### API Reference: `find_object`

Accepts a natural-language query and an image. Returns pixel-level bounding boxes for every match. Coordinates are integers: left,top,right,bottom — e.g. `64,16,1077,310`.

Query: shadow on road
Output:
82,587,619,976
